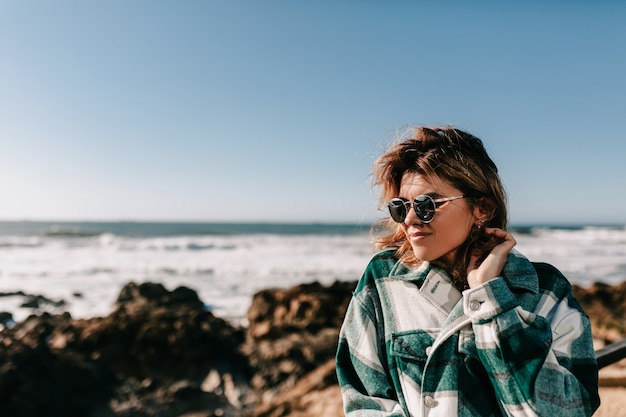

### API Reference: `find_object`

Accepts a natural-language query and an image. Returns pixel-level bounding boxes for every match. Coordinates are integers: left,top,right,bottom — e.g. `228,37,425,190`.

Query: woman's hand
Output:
467,228,517,289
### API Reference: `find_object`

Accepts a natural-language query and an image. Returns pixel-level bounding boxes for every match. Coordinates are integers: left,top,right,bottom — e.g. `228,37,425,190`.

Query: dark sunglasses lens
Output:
388,199,408,223
413,195,435,222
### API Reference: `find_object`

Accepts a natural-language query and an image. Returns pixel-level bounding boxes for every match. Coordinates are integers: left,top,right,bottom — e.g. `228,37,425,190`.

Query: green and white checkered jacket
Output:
336,249,600,416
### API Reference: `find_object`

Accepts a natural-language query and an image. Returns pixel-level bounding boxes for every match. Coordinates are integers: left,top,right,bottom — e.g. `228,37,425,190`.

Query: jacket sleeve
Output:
336,293,407,416
464,275,600,416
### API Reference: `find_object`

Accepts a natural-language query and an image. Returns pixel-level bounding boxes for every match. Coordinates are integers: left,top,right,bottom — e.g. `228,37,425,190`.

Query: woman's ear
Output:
472,197,496,224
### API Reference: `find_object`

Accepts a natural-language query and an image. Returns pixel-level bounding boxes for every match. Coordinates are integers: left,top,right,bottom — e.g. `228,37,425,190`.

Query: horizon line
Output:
0,218,624,228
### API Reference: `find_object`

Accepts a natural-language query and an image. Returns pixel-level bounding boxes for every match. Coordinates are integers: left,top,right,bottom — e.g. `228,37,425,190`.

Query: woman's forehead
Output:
399,172,458,194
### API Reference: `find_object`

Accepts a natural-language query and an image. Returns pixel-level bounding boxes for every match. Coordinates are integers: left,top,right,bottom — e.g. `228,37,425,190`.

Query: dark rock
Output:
250,359,343,417
115,281,203,310
19,296,40,309
573,281,626,343
0,278,360,417
0,313,114,417
0,290,26,297
244,280,355,415
0,311,13,326
0,282,255,417
19,293,66,310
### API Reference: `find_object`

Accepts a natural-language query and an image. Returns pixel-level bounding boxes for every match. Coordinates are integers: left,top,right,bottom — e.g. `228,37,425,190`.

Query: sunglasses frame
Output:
387,195,466,223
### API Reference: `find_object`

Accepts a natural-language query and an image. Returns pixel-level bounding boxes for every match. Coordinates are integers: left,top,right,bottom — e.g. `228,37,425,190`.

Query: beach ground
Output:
594,355,626,416
596,387,626,416
593,387,626,417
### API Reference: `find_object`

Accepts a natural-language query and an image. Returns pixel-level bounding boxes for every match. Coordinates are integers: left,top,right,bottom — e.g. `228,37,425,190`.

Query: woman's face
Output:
398,172,480,264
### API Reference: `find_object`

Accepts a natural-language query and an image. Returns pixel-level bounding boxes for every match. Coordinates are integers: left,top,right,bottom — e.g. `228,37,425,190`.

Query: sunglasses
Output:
387,195,467,223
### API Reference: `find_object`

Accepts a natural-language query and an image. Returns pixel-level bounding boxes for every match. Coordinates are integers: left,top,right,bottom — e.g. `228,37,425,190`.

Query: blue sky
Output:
1,1,625,225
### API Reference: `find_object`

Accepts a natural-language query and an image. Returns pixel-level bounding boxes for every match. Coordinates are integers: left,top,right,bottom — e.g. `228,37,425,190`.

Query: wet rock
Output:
1,290,66,314
245,280,355,415
250,359,343,417
573,281,626,343
0,311,13,326
0,312,114,417
0,282,254,417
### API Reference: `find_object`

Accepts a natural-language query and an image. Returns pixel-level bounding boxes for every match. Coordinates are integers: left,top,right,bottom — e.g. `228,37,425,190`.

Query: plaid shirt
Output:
336,250,600,416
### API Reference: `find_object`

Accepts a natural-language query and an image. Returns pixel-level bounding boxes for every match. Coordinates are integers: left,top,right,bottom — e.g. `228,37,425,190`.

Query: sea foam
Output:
1,222,624,325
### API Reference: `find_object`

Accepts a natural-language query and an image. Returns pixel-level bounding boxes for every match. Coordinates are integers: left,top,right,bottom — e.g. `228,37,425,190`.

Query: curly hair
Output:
371,126,508,288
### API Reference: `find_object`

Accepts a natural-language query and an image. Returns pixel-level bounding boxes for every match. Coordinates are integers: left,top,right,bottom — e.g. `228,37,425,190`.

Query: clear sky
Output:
1,1,625,225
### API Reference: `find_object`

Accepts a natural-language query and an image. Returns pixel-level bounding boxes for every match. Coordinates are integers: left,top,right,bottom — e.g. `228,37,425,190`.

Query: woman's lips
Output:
408,230,431,242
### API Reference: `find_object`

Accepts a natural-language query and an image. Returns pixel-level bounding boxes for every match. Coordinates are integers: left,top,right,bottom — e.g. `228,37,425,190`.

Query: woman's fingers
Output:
467,228,516,288
483,227,517,254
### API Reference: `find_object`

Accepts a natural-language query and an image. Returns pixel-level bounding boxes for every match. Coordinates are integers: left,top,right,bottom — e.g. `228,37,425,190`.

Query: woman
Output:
336,126,600,416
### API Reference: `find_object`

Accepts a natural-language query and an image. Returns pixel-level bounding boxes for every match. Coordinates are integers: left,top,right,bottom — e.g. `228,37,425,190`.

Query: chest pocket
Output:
390,329,437,413
391,329,439,384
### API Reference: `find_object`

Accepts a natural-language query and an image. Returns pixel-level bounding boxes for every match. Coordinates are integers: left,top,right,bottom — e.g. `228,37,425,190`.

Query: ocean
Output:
1,221,625,326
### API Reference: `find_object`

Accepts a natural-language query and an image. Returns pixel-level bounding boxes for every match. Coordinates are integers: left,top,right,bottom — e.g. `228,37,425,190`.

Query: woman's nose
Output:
404,206,423,226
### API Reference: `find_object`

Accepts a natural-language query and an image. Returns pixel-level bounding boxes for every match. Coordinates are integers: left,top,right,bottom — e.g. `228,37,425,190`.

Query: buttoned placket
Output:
406,266,471,416
419,306,472,416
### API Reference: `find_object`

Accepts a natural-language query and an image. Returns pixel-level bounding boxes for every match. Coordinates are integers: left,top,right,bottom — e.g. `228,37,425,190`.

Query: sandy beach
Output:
596,387,626,416
595,355,626,416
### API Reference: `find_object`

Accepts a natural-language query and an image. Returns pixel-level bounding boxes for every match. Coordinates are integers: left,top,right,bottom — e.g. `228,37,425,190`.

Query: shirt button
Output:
425,346,432,356
469,300,481,311
424,395,435,408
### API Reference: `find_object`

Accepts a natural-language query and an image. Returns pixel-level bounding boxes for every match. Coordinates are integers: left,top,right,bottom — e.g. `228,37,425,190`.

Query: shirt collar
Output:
501,250,539,294
387,249,539,294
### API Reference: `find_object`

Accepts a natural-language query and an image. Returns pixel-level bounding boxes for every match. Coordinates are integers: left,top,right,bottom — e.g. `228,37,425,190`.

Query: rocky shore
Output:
1,279,625,416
